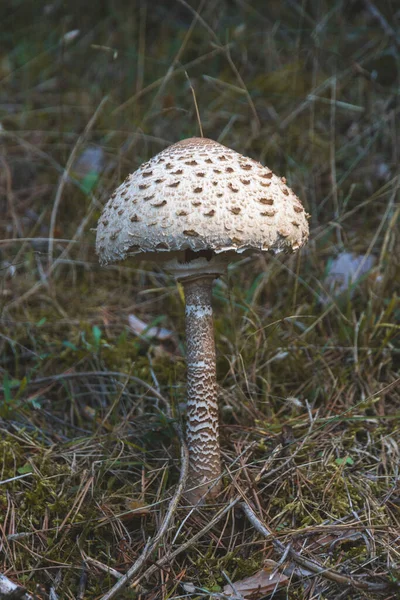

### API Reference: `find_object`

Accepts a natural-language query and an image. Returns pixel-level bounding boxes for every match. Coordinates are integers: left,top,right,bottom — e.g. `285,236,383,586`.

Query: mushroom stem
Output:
183,276,221,502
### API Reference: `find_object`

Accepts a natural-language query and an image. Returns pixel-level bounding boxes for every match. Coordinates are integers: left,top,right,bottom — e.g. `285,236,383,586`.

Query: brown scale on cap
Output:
279,227,290,237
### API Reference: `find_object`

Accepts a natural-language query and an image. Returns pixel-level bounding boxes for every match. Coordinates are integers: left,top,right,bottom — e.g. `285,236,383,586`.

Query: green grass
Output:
0,1,399,598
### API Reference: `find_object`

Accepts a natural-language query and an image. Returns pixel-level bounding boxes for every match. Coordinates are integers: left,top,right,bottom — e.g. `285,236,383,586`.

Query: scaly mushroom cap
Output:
96,138,309,268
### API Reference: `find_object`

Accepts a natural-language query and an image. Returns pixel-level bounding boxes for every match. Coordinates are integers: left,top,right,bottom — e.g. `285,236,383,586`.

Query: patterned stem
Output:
183,276,221,502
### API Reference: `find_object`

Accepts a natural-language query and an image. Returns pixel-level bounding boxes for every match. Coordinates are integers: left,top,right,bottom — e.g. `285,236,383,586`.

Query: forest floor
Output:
0,1,399,598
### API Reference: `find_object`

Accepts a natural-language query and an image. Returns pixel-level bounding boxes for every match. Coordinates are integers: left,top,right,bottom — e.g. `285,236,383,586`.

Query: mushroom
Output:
96,137,309,503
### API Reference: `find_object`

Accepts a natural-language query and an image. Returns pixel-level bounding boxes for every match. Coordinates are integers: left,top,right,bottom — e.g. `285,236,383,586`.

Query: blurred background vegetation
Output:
0,1,399,598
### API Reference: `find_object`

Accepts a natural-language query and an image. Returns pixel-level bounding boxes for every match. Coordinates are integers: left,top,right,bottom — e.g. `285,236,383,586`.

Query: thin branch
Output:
131,497,240,588
82,555,123,580
364,0,400,47
99,423,189,599
240,502,397,594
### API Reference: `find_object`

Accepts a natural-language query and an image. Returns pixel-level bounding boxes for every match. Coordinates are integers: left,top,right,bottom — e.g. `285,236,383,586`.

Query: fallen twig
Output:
81,554,123,581
131,496,241,589
98,422,189,600
364,0,400,47
240,501,397,595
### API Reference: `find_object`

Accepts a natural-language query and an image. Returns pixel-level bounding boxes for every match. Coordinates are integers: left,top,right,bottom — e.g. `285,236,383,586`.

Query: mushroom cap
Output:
96,137,309,268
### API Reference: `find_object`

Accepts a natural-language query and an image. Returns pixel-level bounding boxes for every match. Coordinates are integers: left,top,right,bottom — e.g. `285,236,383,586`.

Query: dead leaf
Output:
324,252,375,296
223,561,288,599
128,314,173,341
124,499,151,517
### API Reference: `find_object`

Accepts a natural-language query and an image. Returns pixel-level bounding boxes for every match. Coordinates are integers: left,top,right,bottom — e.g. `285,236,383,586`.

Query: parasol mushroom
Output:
96,137,309,503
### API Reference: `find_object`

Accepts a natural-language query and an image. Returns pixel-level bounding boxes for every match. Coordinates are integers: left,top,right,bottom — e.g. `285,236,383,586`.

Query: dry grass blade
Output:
48,96,108,268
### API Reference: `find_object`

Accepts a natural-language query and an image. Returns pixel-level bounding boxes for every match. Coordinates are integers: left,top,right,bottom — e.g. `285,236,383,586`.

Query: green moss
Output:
193,549,264,589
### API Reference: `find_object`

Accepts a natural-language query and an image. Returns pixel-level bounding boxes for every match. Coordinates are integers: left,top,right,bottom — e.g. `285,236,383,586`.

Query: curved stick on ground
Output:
131,496,241,589
240,501,398,594
99,424,189,600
